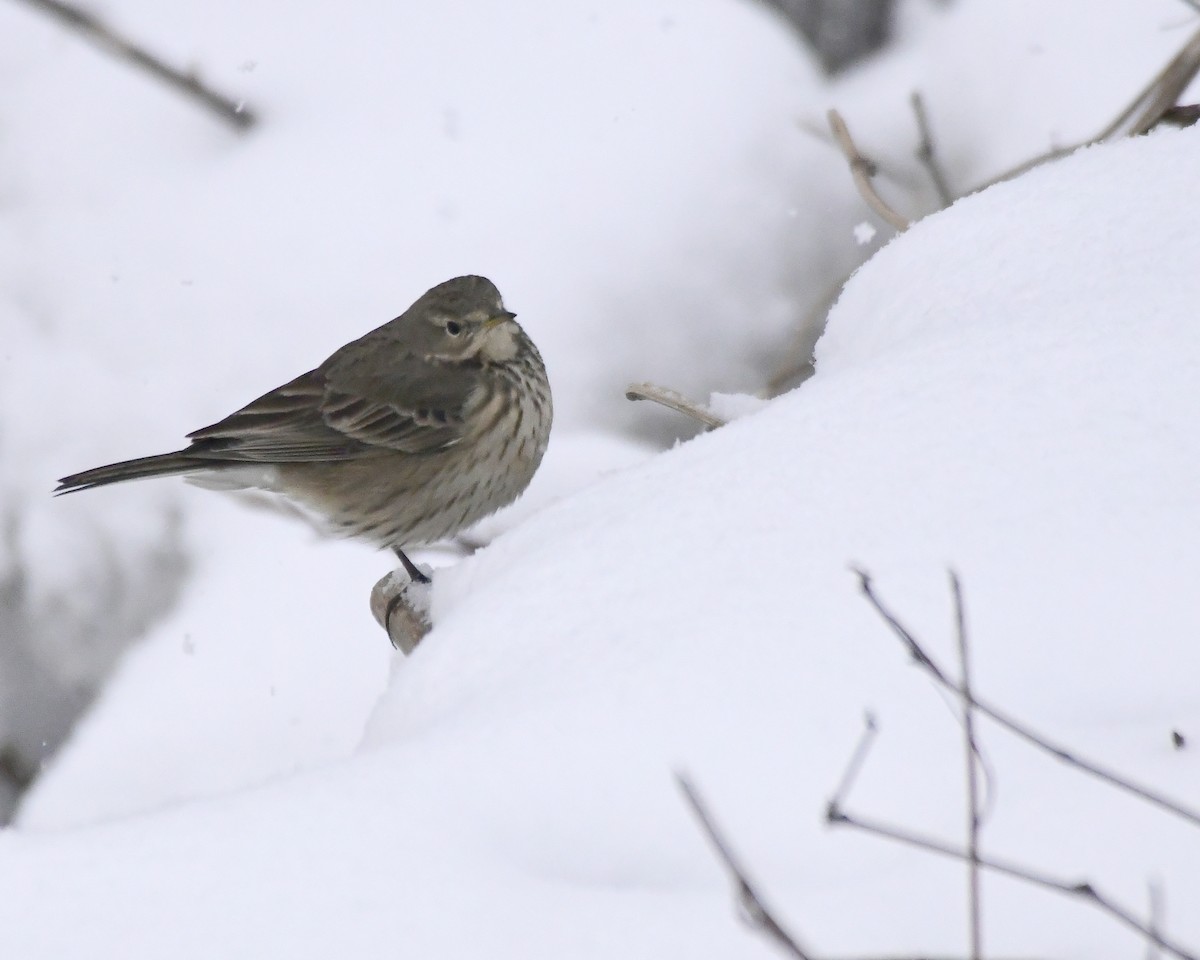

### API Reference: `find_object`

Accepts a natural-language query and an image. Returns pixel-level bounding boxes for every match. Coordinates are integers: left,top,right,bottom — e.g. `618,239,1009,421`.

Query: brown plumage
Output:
57,276,553,571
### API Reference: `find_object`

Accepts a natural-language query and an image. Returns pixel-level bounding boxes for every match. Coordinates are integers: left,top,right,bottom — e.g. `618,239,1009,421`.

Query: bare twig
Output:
684,745,1050,960
830,712,879,809
826,718,1198,960
1147,881,1165,960
625,383,726,430
797,118,921,193
369,568,432,654
1097,26,1200,138
852,569,950,683
767,280,844,396
826,109,911,231
13,0,257,131
973,144,1079,192
827,804,1198,960
1157,104,1200,128
677,773,813,960
978,26,1200,191
910,92,954,208
951,572,982,960
854,569,1200,829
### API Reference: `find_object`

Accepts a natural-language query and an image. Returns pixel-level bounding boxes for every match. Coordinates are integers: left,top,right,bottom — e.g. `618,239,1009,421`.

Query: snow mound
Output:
5,121,1200,959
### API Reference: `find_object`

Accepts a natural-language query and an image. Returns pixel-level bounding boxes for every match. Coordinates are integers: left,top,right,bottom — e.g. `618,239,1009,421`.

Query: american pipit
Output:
56,276,553,581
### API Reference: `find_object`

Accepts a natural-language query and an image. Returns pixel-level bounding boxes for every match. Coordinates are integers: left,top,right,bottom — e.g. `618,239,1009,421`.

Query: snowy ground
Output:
2,0,1199,957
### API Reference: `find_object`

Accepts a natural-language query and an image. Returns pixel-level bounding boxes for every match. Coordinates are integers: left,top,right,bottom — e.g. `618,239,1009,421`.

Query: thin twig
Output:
978,26,1200,191
1157,104,1200,128
1147,881,1165,960
677,773,813,960
852,569,950,683
826,109,910,231
797,117,922,193
829,712,879,810
951,572,983,960
910,92,954,208
826,803,1198,960
826,720,1198,960
13,0,257,131
625,383,727,430
1097,26,1200,139
766,280,842,396
854,569,1200,829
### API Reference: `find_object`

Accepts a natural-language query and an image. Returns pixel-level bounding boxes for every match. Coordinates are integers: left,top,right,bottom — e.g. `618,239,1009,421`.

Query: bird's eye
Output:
445,320,463,336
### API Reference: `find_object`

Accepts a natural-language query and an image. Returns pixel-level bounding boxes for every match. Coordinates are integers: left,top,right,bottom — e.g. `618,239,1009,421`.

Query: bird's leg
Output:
393,546,431,584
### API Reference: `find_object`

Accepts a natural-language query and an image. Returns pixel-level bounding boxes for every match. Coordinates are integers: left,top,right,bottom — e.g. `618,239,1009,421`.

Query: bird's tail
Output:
55,451,202,495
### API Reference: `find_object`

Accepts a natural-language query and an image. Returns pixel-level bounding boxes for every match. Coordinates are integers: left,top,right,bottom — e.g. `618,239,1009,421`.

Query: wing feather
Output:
182,355,476,463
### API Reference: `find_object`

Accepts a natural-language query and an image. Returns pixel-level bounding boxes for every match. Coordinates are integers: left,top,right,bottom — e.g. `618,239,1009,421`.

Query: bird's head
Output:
408,275,522,363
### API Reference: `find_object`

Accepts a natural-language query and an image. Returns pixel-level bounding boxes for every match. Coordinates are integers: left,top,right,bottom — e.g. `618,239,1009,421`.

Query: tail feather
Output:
55,451,203,495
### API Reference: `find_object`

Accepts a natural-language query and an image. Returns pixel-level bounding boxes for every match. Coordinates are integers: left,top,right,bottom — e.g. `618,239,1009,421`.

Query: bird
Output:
56,275,553,585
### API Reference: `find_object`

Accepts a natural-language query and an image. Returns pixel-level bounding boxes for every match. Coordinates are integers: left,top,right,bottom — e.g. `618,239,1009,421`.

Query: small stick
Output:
827,804,1198,960
13,0,257,131
910,92,954,208
1097,26,1200,139
829,712,879,809
1147,881,1165,960
1156,104,1200,128
677,773,813,960
827,109,911,231
625,383,727,430
369,569,431,654
951,572,983,960
827,717,1198,960
854,569,1200,829
978,26,1200,191
766,280,843,396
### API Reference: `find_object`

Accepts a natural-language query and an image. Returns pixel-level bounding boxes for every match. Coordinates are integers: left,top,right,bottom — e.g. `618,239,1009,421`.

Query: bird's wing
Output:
186,357,476,462
185,369,369,461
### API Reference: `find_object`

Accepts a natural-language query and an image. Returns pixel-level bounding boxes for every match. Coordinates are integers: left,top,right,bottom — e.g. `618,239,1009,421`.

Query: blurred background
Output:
0,0,1190,821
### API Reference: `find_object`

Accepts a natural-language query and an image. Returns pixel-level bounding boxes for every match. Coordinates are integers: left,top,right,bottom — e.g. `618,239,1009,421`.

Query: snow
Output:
3,0,1200,957
853,220,878,245
706,391,771,421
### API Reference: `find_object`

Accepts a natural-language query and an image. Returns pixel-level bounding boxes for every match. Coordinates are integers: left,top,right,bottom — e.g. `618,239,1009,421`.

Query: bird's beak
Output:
484,310,518,329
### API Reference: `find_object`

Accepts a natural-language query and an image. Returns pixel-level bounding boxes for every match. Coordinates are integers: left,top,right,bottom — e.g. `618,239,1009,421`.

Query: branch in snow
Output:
625,383,727,430
826,719,1199,960
910,91,954,208
12,0,258,132
686,756,1054,960
853,569,1200,830
1147,880,1166,960
370,568,432,654
950,572,983,960
1155,104,1200,129
826,109,910,232
1097,26,1200,139
977,26,1200,191
676,773,814,960
767,281,841,396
